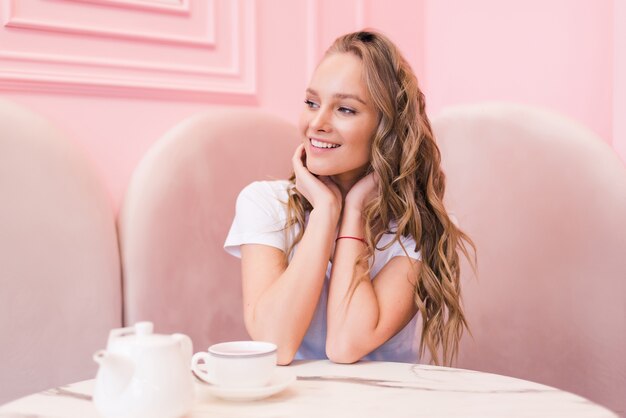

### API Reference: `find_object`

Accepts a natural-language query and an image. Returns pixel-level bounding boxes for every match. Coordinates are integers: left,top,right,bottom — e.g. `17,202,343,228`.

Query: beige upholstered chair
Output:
0,100,122,403
433,103,626,415
119,108,298,353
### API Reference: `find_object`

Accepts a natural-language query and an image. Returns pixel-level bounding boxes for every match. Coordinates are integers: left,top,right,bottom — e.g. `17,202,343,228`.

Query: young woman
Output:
225,30,475,366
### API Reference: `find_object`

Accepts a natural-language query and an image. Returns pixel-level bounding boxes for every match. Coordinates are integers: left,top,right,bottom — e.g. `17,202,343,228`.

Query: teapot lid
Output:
107,321,178,351
134,321,153,335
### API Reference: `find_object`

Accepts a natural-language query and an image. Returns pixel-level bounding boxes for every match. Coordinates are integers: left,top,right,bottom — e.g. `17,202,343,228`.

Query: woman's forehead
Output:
308,53,368,99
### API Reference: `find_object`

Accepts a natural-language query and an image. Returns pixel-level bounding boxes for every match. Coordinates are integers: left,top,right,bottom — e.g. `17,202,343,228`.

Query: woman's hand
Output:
344,172,379,213
292,144,342,215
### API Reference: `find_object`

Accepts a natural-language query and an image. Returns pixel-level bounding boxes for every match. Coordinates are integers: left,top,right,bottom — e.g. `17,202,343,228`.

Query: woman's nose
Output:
310,108,331,132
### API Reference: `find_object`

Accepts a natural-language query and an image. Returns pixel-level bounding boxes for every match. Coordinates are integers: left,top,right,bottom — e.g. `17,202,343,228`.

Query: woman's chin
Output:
306,164,334,177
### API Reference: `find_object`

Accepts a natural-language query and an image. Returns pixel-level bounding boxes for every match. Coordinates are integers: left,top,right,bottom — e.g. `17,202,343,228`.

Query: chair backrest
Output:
119,108,298,352
0,99,122,403
433,103,626,415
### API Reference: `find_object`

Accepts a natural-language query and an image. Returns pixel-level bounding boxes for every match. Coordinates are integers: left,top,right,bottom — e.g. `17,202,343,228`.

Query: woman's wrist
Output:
341,205,364,221
342,196,363,213
310,201,341,223
338,207,365,237
336,235,366,244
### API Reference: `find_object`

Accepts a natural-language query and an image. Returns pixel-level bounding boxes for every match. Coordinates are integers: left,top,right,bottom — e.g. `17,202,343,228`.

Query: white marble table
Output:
0,360,618,418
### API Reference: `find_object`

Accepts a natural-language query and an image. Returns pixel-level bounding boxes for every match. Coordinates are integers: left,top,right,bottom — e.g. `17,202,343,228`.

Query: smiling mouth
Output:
310,138,341,149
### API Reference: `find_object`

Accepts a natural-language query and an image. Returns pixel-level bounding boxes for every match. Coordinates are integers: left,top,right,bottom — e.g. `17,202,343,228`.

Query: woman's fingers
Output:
291,144,342,213
292,144,316,185
292,144,317,202
319,176,342,202
292,143,306,171
344,172,379,210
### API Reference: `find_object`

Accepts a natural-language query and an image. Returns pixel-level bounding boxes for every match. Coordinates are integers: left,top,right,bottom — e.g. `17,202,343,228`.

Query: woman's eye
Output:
304,99,318,109
338,107,356,115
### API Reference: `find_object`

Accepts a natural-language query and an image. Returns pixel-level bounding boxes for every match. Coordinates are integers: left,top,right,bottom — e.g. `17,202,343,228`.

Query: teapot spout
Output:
93,350,134,398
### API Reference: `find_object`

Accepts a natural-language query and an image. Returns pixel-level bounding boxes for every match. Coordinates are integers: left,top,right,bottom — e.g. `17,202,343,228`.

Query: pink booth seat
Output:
433,103,626,415
119,108,298,352
0,100,122,403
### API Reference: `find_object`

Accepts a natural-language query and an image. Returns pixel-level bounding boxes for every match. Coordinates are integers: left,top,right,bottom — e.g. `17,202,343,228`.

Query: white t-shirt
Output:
224,180,422,362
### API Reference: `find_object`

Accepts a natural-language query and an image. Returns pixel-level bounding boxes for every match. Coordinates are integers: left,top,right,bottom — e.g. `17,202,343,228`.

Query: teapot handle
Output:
173,333,193,364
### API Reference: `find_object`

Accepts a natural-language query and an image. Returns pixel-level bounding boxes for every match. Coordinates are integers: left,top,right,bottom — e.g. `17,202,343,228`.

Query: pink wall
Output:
0,0,622,210
422,0,613,144
615,0,626,161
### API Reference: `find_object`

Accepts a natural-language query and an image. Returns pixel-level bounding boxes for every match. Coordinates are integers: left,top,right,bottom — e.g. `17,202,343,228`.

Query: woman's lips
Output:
309,137,341,151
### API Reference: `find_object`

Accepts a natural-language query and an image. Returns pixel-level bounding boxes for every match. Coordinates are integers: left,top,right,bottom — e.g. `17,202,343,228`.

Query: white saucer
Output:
197,369,296,402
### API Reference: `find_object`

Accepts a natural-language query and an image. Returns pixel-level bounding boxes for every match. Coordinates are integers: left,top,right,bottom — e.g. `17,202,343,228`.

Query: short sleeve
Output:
223,181,289,258
392,237,422,260
370,232,421,279
385,234,422,261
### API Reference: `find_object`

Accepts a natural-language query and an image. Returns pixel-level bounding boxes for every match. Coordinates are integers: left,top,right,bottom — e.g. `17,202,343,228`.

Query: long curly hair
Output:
283,30,476,366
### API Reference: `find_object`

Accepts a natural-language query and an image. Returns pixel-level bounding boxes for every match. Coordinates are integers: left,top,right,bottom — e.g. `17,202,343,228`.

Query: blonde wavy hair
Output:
284,30,476,366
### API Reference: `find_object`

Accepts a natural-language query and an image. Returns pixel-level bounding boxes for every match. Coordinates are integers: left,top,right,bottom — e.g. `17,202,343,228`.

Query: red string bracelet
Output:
336,236,366,244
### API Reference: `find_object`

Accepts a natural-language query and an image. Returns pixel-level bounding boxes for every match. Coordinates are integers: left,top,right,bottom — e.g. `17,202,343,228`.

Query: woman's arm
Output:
241,206,337,365
240,145,341,365
326,174,420,363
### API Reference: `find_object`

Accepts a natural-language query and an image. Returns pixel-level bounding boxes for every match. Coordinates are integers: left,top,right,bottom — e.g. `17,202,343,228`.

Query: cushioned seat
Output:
0,99,122,403
433,103,626,415
119,108,298,352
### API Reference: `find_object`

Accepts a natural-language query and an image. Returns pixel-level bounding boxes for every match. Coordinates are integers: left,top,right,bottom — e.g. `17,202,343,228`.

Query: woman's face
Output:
299,52,379,189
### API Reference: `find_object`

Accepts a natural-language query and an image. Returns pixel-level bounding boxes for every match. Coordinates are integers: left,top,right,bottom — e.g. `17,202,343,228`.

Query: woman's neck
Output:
331,167,368,198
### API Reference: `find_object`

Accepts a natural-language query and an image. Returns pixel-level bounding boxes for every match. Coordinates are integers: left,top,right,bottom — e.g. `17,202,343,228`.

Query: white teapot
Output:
93,322,194,418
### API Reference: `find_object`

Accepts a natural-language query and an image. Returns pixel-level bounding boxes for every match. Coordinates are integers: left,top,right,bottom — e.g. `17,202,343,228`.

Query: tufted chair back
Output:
0,99,121,403
433,103,626,415
119,108,298,352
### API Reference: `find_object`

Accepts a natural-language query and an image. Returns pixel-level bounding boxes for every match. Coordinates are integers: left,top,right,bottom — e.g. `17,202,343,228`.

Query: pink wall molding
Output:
68,0,191,15
0,0,256,100
4,0,212,46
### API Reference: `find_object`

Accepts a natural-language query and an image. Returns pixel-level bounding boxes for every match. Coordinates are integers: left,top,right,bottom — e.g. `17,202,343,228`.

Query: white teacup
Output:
191,341,277,389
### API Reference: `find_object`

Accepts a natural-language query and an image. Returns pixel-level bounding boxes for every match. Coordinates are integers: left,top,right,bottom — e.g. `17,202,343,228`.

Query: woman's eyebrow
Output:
306,88,367,105
334,93,367,105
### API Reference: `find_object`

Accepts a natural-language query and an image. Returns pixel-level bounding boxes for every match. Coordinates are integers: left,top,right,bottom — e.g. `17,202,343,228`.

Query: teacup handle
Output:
191,352,216,385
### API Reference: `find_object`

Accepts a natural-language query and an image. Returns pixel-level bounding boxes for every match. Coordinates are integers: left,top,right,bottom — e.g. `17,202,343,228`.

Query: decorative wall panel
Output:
68,0,191,15
0,0,256,100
